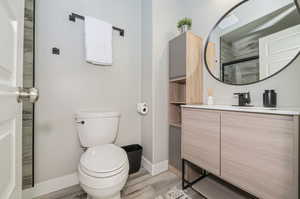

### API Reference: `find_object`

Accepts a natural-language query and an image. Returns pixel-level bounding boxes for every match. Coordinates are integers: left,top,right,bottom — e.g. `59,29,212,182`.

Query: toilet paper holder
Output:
137,103,149,115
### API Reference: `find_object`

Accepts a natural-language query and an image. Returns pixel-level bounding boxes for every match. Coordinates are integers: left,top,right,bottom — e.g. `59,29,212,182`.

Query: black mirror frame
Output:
204,0,300,86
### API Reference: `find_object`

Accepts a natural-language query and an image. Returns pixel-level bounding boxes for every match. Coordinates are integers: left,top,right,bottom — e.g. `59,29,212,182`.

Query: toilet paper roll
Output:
137,103,149,115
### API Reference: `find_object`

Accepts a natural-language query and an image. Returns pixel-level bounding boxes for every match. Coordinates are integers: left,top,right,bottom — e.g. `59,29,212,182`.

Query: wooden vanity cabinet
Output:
221,112,299,199
181,107,299,199
182,108,221,176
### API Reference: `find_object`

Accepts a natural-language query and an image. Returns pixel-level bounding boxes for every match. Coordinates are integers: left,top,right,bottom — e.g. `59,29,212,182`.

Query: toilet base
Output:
87,192,120,199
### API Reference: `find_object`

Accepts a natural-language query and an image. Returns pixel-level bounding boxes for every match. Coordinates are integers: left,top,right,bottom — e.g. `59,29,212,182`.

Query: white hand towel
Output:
84,16,113,65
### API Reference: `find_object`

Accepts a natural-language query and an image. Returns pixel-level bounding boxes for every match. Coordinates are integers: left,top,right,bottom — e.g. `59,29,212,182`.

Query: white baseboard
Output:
27,173,79,198
141,156,153,174
142,156,168,176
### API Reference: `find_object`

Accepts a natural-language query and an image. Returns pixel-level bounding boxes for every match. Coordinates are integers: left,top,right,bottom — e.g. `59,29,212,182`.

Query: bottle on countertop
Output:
207,88,214,105
263,90,277,108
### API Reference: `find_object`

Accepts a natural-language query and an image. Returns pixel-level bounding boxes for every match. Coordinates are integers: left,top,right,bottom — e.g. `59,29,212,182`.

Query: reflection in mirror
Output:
205,0,300,85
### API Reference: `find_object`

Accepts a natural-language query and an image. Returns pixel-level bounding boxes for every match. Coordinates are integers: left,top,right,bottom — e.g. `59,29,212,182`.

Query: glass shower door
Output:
222,58,259,85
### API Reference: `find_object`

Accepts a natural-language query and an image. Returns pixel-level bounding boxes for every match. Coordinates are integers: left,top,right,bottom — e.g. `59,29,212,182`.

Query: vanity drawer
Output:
221,112,298,199
182,108,221,176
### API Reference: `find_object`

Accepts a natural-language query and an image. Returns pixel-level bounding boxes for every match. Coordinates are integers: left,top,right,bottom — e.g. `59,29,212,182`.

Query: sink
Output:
236,106,278,110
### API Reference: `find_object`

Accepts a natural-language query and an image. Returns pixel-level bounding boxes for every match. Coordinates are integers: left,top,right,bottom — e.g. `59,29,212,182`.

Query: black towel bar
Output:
69,13,125,37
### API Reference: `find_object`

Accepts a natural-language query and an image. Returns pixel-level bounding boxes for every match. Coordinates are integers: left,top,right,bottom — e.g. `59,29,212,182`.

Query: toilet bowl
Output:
75,111,129,199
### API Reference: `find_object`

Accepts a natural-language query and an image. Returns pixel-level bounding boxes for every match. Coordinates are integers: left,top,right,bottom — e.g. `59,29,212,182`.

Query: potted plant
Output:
177,17,192,33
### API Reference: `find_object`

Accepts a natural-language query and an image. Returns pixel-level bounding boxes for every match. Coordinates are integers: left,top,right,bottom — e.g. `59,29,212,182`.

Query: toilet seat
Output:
80,144,128,178
79,163,127,178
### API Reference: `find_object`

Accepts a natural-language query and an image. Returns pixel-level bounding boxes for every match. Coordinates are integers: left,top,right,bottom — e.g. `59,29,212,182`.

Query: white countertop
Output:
181,105,300,115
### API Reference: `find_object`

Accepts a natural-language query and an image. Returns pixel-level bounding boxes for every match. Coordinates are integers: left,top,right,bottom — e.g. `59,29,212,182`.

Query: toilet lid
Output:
80,144,128,173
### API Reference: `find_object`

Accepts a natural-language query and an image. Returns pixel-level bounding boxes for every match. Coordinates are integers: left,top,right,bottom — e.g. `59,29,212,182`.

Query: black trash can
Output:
122,144,143,174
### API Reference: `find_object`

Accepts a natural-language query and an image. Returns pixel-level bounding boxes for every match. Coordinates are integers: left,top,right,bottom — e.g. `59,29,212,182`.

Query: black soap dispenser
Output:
263,90,277,108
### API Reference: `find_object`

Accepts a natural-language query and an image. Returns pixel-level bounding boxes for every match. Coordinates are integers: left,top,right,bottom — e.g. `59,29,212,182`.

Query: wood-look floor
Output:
34,169,204,199
35,169,255,199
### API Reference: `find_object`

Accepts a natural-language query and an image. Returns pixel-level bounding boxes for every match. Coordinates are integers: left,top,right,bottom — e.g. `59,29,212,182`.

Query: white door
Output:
259,24,300,79
0,0,24,198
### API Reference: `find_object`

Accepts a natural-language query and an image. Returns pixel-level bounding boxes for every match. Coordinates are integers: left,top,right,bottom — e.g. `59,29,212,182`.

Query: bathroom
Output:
0,0,299,199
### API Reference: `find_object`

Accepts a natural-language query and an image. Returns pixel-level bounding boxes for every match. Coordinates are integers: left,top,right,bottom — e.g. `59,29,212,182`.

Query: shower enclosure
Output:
23,0,35,189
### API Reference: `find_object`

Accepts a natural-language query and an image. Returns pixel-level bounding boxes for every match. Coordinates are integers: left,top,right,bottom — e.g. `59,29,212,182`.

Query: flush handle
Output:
17,87,39,104
76,121,85,125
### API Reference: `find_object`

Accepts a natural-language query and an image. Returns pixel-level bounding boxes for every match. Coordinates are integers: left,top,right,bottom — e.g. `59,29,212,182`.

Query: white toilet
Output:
75,111,129,199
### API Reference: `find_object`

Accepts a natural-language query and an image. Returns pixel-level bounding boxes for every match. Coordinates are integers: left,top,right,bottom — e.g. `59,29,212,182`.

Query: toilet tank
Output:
75,111,121,148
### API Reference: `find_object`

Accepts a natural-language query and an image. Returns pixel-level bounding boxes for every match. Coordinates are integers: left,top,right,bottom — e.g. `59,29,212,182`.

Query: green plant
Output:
177,17,192,29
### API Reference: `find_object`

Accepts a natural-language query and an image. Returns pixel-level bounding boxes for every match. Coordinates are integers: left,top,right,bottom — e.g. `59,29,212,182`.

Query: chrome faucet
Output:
234,92,251,106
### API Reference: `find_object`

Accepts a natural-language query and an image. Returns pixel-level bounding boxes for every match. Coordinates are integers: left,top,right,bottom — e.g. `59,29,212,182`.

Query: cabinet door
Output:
169,33,186,79
221,112,298,199
169,126,182,171
182,108,221,176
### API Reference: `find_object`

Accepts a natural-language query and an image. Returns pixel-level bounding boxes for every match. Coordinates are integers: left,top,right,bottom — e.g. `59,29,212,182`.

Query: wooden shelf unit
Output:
170,76,186,83
168,32,203,177
169,80,186,104
169,122,182,128
169,103,182,127
169,78,186,128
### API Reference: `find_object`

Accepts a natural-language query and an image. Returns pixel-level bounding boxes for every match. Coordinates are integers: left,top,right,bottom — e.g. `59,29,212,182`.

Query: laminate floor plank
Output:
34,169,205,199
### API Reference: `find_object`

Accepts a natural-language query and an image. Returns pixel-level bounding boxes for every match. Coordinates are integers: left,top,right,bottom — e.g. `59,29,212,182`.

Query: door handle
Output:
17,87,39,104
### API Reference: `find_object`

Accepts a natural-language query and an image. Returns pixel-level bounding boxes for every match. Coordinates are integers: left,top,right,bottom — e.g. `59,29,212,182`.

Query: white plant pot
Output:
179,25,191,33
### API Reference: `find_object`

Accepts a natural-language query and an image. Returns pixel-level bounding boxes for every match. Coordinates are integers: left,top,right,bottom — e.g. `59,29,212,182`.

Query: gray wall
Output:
141,0,185,164
152,0,185,163
35,0,141,183
184,0,300,107
141,0,154,163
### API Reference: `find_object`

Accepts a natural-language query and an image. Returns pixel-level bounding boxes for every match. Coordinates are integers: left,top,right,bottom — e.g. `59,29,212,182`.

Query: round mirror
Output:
204,0,300,85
